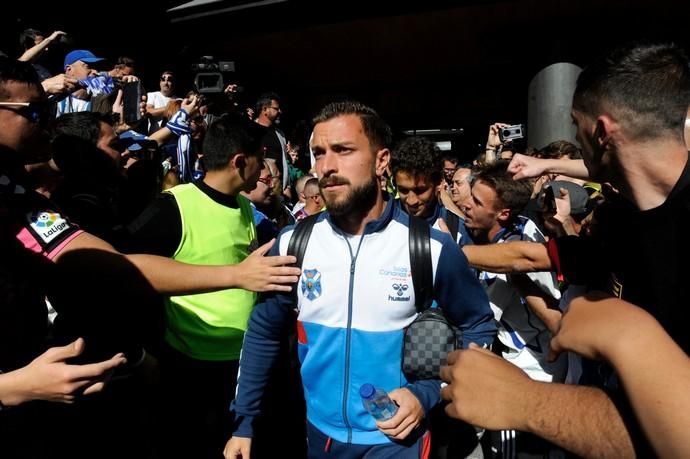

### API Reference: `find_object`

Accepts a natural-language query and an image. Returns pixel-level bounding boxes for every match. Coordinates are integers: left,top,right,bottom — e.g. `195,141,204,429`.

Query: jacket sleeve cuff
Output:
405,379,442,416
232,414,255,438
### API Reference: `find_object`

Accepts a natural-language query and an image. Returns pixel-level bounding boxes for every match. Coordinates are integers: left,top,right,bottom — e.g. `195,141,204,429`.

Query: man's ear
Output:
230,152,246,170
375,148,390,177
595,115,616,150
496,208,512,224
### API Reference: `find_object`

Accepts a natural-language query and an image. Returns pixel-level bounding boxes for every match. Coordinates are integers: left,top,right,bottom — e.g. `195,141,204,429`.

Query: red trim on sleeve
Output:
547,238,564,283
296,320,307,345
420,430,431,459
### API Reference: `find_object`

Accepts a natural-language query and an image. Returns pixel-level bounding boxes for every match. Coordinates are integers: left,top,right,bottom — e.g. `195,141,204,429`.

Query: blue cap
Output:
119,130,149,151
359,383,375,399
64,49,104,68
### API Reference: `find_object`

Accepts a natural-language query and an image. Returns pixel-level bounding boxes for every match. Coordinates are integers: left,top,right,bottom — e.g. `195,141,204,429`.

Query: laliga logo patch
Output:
32,211,58,228
28,211,70,244
301,269,322,301
388,283,410,302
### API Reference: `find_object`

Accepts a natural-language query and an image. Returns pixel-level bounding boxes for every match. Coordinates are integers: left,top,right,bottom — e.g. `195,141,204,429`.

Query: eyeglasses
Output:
160,76,174,82
306,194,320,200
257,175,273,185
267,106,281,111
0,101,50,125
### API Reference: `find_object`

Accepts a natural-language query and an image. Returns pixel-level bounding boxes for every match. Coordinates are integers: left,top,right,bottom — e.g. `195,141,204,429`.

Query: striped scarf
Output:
79,72,115,96
166,109,194,183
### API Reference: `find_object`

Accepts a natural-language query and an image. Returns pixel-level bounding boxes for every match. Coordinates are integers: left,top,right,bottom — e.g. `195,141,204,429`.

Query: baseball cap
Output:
64,49,105,68
119,130,153,152
544,180,590,215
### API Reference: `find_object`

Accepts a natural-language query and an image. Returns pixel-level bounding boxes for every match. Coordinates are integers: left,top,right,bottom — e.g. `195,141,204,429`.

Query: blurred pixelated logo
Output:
302,269,322,300
389,282,410,302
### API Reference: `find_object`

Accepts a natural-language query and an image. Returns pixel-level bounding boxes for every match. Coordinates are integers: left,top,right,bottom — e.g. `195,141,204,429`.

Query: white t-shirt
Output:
56,95,90,116
146,91,173,133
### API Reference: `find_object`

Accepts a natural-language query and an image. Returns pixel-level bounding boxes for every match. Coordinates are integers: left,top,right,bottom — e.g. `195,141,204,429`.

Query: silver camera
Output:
498,124,525,143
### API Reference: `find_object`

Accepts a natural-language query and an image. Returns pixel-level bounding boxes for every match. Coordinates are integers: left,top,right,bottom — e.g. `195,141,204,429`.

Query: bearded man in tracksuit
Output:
224,101,496,459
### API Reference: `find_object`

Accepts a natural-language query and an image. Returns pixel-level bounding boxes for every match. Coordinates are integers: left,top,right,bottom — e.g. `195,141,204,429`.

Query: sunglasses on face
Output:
0,101,51,125
160,75,174,82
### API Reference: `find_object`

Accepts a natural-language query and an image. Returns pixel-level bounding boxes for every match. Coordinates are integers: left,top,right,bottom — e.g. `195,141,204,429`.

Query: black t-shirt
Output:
0,168,82,370
257,124,285,178
554,157,690,352
552,157,690,456
122,180,241,257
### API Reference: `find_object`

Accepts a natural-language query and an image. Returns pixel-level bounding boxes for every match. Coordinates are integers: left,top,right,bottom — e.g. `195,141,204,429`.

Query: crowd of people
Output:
1,26,689,459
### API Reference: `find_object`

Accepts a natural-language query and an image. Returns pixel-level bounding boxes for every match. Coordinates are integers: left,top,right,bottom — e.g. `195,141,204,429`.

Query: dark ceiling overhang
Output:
167,0,288,23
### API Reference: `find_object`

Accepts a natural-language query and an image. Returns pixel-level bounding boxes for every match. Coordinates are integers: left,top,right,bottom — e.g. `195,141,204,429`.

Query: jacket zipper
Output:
342,233,366,443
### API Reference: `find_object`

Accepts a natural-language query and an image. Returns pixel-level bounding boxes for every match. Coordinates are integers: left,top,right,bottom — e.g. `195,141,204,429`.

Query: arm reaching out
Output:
58,232,300,295
0,338,126,406
440,344,634,458
550,295,690,459
19,31,66,63
508,154,590,181
463,240,553,273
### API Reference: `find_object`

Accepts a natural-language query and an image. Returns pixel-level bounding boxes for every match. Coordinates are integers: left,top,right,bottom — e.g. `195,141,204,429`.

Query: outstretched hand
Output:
508,153,547,180
7,338,126,406
236,239,301,292
548,293,640,363
440,343,533,431
553,187,572,220
41,74,79,96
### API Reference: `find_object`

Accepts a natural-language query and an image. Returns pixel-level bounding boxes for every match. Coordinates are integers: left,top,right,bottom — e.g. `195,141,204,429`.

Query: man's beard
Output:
319,172,379,218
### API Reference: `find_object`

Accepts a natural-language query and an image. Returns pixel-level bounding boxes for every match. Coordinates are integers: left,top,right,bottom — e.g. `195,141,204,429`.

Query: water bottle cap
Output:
359,383,375,399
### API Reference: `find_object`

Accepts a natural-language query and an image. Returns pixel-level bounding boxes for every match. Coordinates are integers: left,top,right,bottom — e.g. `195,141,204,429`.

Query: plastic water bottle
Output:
360,384,398,421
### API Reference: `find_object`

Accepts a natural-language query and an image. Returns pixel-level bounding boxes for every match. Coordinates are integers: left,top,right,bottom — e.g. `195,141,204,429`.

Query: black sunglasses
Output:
0,101,51,125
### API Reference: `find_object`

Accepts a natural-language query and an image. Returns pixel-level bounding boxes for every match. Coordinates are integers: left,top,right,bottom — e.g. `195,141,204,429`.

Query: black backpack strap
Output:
409,215,433,312
287,213,319,302
444,211,459,243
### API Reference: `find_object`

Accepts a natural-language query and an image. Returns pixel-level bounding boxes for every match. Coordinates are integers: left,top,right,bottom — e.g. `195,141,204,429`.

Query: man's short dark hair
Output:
118,56,135,66
19,28,43,51
538,140,582,160
52,112,113,145
574,42,690,142
442,154,459,166
203,114,263,172
312,101,392,150
115,56,136,71
391,136,443,185
255,92,280,115
473,160,532,215
0,56,41,99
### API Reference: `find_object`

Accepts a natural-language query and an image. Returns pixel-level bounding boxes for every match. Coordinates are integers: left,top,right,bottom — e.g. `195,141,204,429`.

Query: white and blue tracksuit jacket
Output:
231,197,495,445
